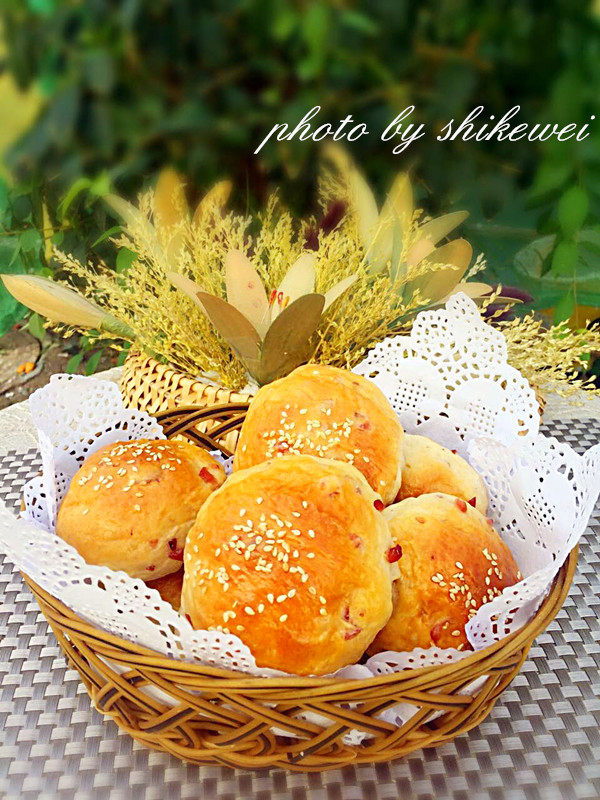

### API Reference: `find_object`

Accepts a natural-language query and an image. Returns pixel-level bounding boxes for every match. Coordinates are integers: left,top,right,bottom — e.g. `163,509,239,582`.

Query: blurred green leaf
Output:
83,50,115,96
340,10,379,35
116,347,129,367
92,225,122,247
66,352,83,373
27,0,55,15
299,3,331,80
19,228,41,252
84,349,103,375
550,240,578,276
58,178,92,220
513,229,600,308
89,171,111,198
528,160,572,202
26,312,46,342
116,247,137,272
553,291,575,324
272,6,297,41
0,180,9,220
558,186,589,238
0,240,27,335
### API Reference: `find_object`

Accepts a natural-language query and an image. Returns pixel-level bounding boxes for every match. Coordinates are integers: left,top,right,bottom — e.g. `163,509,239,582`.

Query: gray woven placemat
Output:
0,419,599,800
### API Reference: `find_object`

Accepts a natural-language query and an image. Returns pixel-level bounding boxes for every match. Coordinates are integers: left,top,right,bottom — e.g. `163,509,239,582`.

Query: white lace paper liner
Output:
0,295,598,736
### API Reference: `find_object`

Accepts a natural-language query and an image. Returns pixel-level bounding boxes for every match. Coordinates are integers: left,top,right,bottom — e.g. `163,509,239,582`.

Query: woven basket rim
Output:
123,349,251,396
21,545,576,689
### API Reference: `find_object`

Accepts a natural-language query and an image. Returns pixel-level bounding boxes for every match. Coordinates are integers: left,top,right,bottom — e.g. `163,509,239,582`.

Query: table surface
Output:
0,388,599,800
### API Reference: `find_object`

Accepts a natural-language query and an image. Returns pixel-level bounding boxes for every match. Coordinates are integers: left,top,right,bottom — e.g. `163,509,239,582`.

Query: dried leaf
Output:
193,179,232,225
366,224,394,273
323,273,358,310
257,294,325,384
271,252,316,322
380,172,413,234
167,271,203,301
196,291,262,364
405,237,436,268
323,143,378,250
445,282,494,301
418,239,473,302
154,168,188,230
1,274,107,328
225,249,270,338
415,210,469,247
368,173,413,273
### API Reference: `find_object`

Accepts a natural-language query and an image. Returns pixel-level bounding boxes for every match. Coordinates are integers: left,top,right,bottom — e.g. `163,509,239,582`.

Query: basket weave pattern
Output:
120,351,252,451
23,404,576,769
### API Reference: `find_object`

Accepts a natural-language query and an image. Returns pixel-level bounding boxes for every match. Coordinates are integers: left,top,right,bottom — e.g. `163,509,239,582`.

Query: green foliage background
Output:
1,0,600,331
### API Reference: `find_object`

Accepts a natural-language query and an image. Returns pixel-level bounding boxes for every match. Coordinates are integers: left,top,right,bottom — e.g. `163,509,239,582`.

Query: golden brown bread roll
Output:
369,492,520,654
234,364,404,505
57,439,225,579
147,568,184,610
182,454,398,675
397,434,488,512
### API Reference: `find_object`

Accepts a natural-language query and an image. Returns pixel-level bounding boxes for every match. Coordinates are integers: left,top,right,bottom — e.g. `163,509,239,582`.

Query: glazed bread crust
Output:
233,364,404,505
369,492,520,654
397,434,488,512
56,439,225,580
182,454,396,675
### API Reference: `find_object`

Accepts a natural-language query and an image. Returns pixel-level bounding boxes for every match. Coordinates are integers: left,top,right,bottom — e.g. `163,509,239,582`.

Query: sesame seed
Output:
279,614,288,622
244,606,254,615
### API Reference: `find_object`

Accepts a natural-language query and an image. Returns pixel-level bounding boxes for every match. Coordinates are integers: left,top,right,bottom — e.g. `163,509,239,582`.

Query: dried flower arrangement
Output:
2,158,599,399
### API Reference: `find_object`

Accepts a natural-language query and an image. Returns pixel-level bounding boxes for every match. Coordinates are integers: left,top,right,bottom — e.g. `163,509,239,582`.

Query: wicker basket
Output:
120,350,252,451
22,403,576,770
120,351,547,427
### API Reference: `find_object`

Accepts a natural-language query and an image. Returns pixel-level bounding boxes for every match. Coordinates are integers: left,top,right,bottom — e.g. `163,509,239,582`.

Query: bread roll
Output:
369,492,520,653
147,568,183,610
57,439,225,579
397,434,488,512
234,364,404,505
182,454,397,675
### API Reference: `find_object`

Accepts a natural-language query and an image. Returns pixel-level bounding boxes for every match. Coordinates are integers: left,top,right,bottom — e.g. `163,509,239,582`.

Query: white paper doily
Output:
0,296,598,716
